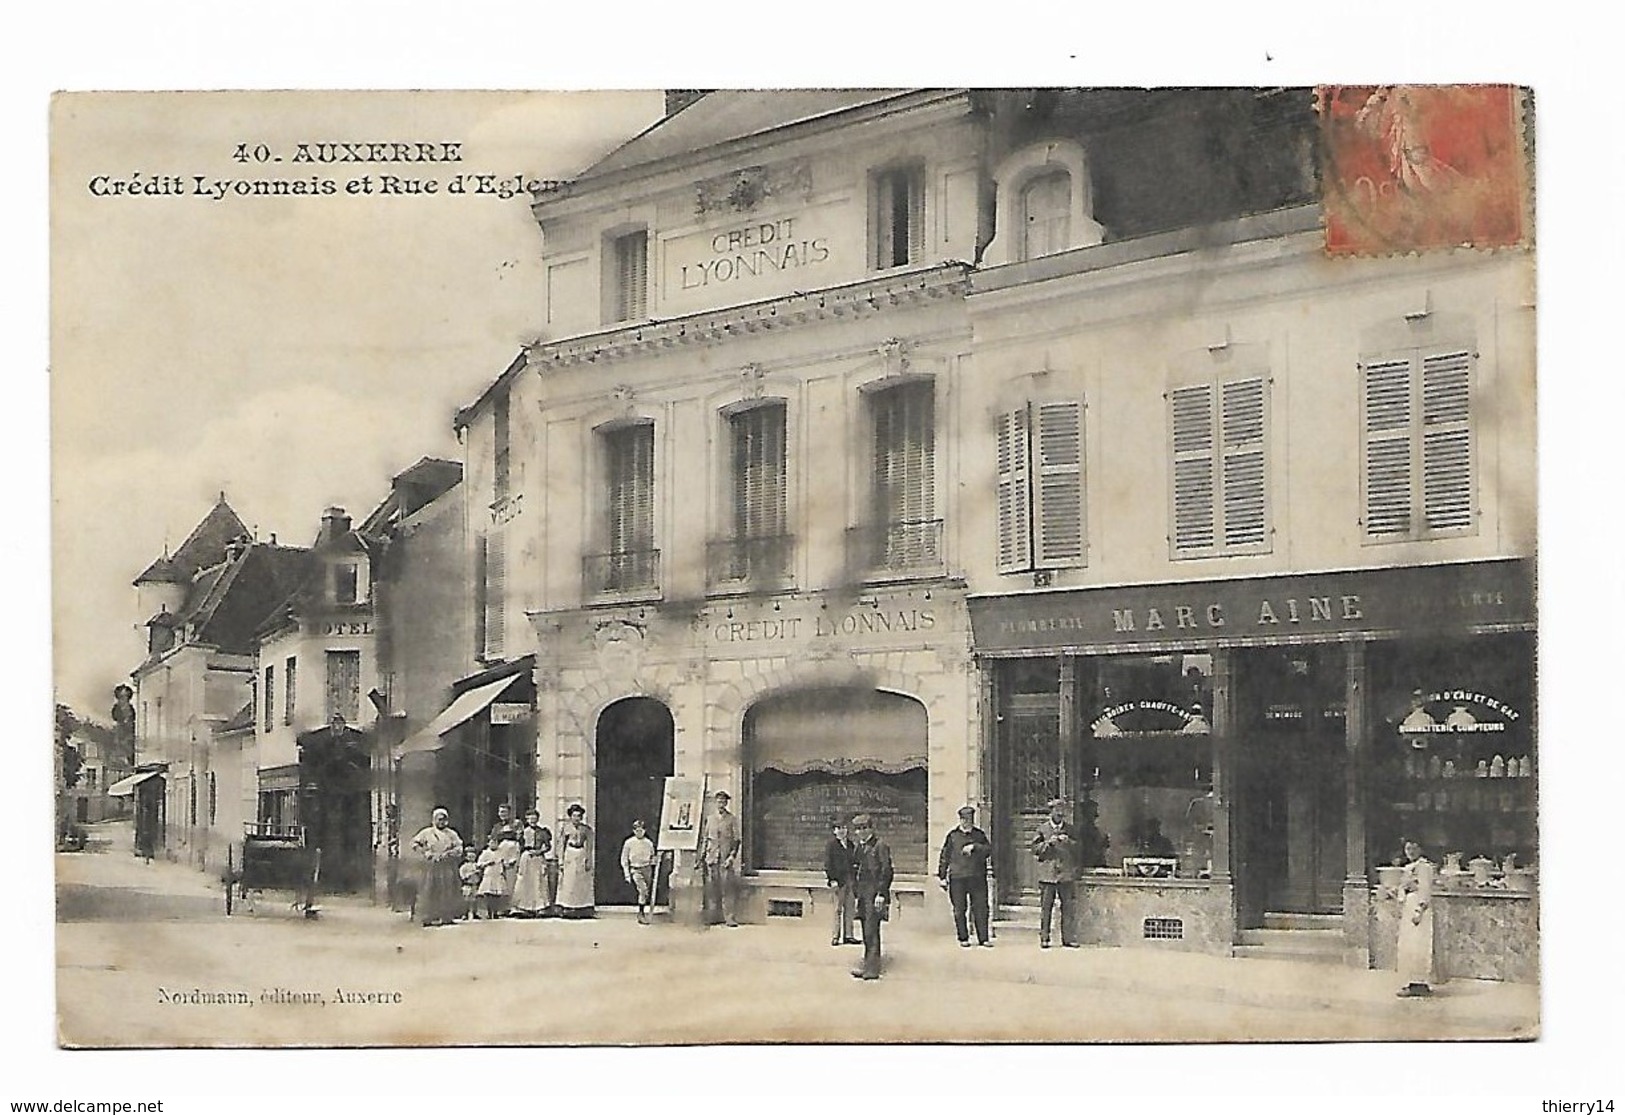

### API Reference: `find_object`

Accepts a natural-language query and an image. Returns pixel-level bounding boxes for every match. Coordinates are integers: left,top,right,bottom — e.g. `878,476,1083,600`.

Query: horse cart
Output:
226,823,322,917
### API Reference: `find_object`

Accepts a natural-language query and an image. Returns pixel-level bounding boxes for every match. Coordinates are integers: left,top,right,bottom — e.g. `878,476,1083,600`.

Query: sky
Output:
50,90,664,717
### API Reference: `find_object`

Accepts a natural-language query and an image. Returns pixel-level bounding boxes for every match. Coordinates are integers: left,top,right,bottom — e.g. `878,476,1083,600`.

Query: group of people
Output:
926,797,1084,951
821,813,895,980
407,802,601,927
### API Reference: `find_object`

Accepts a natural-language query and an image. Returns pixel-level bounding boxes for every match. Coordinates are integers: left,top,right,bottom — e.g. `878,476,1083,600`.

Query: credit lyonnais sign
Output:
969,560,1533,654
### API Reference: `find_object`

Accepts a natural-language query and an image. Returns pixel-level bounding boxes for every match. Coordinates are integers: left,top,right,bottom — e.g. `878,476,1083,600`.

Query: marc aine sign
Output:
968,559,1533,654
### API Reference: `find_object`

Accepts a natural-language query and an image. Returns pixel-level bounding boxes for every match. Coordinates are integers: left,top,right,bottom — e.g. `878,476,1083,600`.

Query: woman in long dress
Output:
510,809,555,917
1396,839,1437,997
556,803,595,919
409,807,464,927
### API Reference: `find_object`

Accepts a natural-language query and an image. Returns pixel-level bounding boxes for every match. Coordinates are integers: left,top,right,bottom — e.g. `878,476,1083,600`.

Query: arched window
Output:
1021,171,1072,260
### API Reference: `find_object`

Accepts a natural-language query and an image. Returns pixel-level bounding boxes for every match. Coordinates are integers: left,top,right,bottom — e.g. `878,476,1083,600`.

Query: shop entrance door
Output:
1236,725,1346,922
995,691,1070,903
594,698,674,907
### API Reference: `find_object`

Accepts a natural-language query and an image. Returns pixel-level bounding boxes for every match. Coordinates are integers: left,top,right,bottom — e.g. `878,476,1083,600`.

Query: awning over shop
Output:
399,673,524,755
106,770,162,797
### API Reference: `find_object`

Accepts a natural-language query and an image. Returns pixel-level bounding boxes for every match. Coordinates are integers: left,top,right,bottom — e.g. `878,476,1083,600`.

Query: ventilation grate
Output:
1144,917,1184,940
767,899,804,918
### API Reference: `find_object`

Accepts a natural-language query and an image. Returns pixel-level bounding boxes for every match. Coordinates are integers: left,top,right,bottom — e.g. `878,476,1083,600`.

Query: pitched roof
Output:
176,544,316,655
578,89,919,181
136,496,250,585
217,700,256,734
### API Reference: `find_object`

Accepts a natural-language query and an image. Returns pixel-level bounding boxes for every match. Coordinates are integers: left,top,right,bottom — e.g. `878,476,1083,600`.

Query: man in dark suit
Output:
937,805,994,947
849,813,894,980
824,819,859,946
1031,797,1081,948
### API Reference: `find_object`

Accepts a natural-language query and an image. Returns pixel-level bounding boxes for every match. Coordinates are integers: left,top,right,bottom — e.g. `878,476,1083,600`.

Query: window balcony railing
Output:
583,548,661,596
846,519,944,578
707,535,795,590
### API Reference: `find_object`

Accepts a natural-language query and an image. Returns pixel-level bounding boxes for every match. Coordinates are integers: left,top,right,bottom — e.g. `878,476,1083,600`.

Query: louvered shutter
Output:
1362,358,1415,538
1170,384,1216,553
484,528,507,659
1034,401,1085,565
905,169,925,264
473,535,487,653
615,231,648,321
872,382,935,564
1421,350,1473,531
1220,377,1268,548
734,404,786,541
995,407,1032,573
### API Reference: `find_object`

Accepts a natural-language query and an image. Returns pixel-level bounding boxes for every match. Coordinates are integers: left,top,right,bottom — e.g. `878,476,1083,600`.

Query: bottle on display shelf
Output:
1490,754,1506,778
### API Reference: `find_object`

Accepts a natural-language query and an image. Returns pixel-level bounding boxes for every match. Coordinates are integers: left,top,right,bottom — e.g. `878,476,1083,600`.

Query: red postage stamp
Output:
1317,84,1531,255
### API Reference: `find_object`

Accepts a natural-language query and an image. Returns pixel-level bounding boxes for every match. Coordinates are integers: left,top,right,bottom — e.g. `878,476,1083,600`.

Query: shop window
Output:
1021,170,1072,260
996,400,1085,574
854,380,939,574
587,422,658,594
1081,653,1215,879
263,665,274,732
1169,375,1271,558
871,164,925,270
1361,348,1475,541
325,649,361,725
1367,636,1536,875
712,402,791,587
745,688,929,875
283,657,296,726
607,228,649,323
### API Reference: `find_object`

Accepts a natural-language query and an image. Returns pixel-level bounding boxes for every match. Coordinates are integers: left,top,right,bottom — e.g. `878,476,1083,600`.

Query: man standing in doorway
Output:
1031,797,1081,949
850,813,894,980
937,805,993,947
824,818,859,946
701,790,741,927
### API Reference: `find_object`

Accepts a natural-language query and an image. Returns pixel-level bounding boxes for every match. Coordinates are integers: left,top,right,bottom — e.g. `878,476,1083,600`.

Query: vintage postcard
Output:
52,87,1540,1049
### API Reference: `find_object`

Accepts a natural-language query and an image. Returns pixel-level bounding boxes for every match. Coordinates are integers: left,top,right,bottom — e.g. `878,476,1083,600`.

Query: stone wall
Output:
1076,879,1233,956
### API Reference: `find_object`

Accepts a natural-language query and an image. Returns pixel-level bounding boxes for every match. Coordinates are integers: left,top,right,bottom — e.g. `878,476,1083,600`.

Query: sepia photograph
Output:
46,82,1550,1054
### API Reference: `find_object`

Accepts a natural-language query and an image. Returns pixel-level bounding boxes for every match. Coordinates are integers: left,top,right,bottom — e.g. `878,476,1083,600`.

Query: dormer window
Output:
1021,170,1072,260
872,164,925,270
333,563,359,605
985,141,1105,267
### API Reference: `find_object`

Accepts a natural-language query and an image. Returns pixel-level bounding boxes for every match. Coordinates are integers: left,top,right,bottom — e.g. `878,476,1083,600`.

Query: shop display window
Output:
1367,635,1536,881
1080,653,1215,879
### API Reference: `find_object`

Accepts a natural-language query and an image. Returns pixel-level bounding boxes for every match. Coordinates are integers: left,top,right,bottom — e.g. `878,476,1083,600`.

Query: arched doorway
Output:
744,688,929,875
594,697,674,905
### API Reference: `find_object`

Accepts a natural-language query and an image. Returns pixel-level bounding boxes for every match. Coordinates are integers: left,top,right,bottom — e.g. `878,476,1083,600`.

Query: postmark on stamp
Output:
1317,84,1531,256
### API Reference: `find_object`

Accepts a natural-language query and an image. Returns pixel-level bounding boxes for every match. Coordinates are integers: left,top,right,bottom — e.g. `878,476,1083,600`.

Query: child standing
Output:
476,836,508,921
457,846,481,921
620,819,658,924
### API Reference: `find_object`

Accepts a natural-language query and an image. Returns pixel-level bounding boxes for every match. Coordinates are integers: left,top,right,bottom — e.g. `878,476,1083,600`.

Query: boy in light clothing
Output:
620,819,658,924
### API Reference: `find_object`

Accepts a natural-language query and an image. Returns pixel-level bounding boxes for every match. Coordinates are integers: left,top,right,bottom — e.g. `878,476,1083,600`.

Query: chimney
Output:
665,90,708,117
319,507,352,547
224,535,250,561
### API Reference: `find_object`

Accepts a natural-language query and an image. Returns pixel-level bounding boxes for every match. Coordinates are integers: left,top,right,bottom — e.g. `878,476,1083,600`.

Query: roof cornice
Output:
522,263,971,372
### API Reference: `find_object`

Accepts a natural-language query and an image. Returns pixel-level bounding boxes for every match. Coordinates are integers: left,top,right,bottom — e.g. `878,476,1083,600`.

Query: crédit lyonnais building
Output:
450,89,1535,978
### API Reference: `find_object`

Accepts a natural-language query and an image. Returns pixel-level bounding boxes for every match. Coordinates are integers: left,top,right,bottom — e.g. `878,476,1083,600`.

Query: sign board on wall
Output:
656,776,705,852
659,203,842,315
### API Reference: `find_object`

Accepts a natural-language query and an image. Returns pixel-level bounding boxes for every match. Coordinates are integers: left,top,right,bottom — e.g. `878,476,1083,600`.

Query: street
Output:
57,824,1539,1047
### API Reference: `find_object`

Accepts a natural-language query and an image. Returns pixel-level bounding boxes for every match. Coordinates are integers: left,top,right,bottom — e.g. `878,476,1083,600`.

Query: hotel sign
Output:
969,560,1533,654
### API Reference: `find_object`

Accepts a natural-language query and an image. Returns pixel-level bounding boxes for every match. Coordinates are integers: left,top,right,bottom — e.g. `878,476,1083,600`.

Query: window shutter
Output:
1421,350,1473,531
733,404,786,541
615,231,648,321
1022,172,1072,260
473,535,487,654
484,529,507,659
905,169,925,263
1034,400,1085,565
1220,377,1268,548
608,423,655,555
995,407,1032,573
325,650,361,723
1170,384,1216,553
1362,358,1414,538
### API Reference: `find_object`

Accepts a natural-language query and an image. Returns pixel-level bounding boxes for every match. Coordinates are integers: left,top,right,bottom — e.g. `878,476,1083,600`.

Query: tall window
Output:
480,531,507,660
996,400,1085,574
592,422,658,593
1021,171,1072,260
493,391,511,499
1168,375,1271,557
610,229,649,323
263,665,274,732
1361,348,1474,540
872,165,925,270
325,650,361,724
283,657,297,726
717,403,789,584
864,381,938,570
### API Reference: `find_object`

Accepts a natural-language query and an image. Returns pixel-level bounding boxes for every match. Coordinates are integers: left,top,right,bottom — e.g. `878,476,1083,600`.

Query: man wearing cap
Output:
1031,797,1081,948
937,805,994,947
849,813,894,980
824,818,860,946
701,790,742,927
